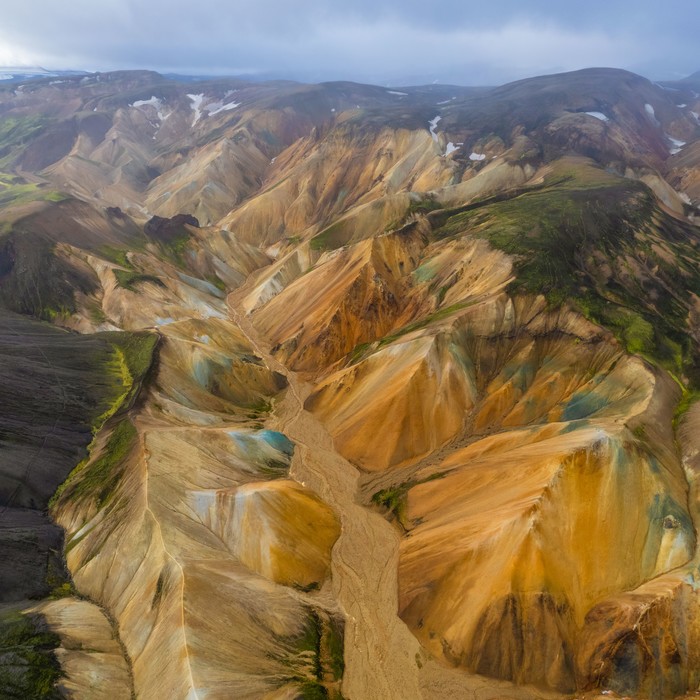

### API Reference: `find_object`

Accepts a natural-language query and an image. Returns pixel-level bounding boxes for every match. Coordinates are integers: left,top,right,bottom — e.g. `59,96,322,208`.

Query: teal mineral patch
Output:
259,430,295,457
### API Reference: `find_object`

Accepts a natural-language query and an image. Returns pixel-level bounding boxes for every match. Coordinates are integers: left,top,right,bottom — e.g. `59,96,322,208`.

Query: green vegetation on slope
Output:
432,164,700,384
372,473,446,528
310,220,348,252
0,116,49,169
98,245,132,268
63,418,137,508
285,609,345,700
97,331,159,415
0,611,61,699
113,269,165,292
50,331,157,509
160,231,191,266
0,172,66,208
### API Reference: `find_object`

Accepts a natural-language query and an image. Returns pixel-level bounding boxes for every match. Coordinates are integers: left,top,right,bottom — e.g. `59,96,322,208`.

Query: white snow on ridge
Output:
428,115,441,142
667,134,686,155
131,96,169,124
585,111,610,122
206,99,241,116
469,152,486,161
187,93,205,126
387,90,408,96
132,96,162,109
645,103,660,126
444,142,459,156
677,104,687,108
691,111,700,124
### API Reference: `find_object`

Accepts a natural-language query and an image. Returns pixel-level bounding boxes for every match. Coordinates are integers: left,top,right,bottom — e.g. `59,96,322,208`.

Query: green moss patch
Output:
0,173,66,208
377,301,475,349
284,609,345,699
310,221,348,252
49,331,157,509
431,164,700,384
406,197,442,218
0,116,49,169
56,417,137,509
98,246,132,268
113,269,165,292
0,611,61,699
372,472,447,528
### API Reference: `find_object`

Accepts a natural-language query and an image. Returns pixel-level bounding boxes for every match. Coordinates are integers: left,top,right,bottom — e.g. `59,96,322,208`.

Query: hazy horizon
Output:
1,1,698,86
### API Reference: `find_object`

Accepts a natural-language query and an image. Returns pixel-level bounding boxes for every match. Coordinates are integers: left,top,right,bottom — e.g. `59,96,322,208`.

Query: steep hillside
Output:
1,66,700,699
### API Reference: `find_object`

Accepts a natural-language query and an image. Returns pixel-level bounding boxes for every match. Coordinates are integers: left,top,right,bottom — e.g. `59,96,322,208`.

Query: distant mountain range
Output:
2,64,700,88
0,66,89,82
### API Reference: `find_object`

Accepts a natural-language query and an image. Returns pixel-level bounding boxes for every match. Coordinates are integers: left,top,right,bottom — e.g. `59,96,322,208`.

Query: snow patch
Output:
132,96,161,109
131,95,169,123
680,192,692,205
187,93,205,126
667,134,686,155
205,99,241,116
645,103,660,126
428,115,441,142
691,111,700,124
469,152,486,161
677,103,687,108
444,142,459,156
585,111,610,122
387,90,408,96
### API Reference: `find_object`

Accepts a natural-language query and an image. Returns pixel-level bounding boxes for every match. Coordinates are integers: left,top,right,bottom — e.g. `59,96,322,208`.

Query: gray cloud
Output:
0,1,697,85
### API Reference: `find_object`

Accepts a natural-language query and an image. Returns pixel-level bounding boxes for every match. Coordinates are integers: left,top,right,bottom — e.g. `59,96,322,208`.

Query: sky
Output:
0,1,698,86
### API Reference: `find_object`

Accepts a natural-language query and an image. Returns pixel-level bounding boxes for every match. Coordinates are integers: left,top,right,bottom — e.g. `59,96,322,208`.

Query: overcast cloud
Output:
0,0,697,85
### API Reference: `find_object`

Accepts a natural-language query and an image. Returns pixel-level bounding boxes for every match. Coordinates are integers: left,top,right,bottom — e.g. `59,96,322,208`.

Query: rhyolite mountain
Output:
0,65,699,699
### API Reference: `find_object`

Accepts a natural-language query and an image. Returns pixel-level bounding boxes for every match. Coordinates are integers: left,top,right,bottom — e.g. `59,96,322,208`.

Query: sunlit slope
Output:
272,159,700,693
52,316,343,699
